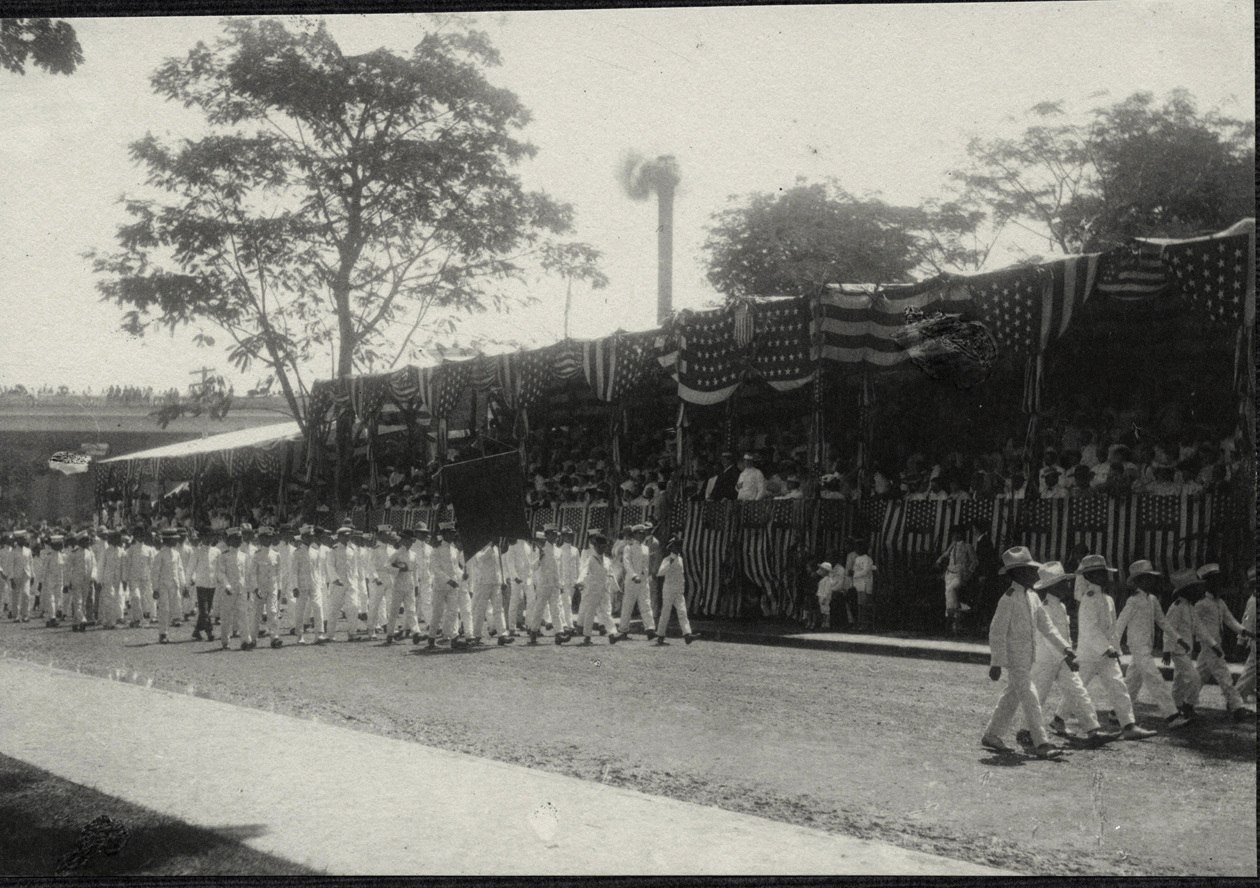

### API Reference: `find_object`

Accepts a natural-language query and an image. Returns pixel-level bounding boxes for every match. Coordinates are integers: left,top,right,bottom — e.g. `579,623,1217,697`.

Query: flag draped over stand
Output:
438,452,531,560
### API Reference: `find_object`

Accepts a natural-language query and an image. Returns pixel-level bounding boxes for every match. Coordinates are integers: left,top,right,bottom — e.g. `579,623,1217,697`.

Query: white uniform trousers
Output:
430,583,466,638
97,581,123,625
67,581,91,624
943,570,963,614
292,587,324,641
1123,649,1179,717
1236,646,1255,701
10,578,31,621
471,584,505,637
557,586,575,630
418,583,432,629
658,586,692,637
526,581,562,633
1031,657,1100,730
618,575,656,633
217,590,241,640
984,664,1050,747
153,583,178,632
578,578,610,637
240,591,260,645
258,589,280,635
1169,652,1200,708
507,581,528,629
388,585,419,636
127,583,149,623
325,582,360,639
1196,649,1244,710
366,580,391,633
1063,656,1134,726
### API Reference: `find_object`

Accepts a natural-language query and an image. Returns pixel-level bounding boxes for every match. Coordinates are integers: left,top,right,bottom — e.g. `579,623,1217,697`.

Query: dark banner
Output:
439,451,531,559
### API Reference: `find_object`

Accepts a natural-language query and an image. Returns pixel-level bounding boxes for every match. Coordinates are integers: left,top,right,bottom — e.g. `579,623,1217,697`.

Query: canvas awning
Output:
96,421,302,483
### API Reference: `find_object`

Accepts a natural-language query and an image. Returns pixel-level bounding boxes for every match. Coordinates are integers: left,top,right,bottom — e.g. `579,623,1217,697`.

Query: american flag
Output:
1094,242,1170,301
388,366,419,405
582,330,659,402
513,348,554,409
1039,254,1100,349
818,276,968,368
432,359,474,419
676,305,743,405
1161,231,1251,327
962,265,1046,358
750,298,816,391
856,373,875,469
732,300,754,347
548,340,585,381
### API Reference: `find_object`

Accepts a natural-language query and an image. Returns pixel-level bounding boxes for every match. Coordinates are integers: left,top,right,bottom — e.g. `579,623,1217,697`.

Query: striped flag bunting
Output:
582,330,660,402
1095,242,1170,301
1039,254,1100,350
818,276,969,367
345,494,1237,621
388,366,419,404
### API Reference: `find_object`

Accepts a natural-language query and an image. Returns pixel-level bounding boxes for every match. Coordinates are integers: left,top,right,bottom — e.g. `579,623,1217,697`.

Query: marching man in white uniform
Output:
40,534,68,627
556,526,581,633
527,528,567,645
503,534,532,635
613,524,657,641
656,535,698,645
386,528,423,644
97,529,125,630
981,547,1078,759
469,540,512,646
122,529,153,628
66,531,97,632
574,530,614,646
365,527,393,641
9,532,33,623
1192,563,1253,721
1064,554,1155,739
215,528,250,650
427,522,466,649
291,526,327,645
1114,560,1192,730
152,530,185,644
410,524,433,638
325,527,361,642
250,528,283,649
1163,568,1204,721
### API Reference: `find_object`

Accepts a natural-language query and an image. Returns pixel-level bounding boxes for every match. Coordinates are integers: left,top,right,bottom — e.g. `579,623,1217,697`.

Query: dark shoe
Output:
656,637,668,646
488,628,497,637
270,637,283,649
544,622,554,631
684,633,699,644
206,633,215,642
1121,724,1156,740
411,632,422,645
1033,743,1063,760
498,635,514,646
608,632,618,645
980,734,1011,752
158,634,169,644
579,636,593,646
192,631,204,641
1015,729,1034,748
289,628,297,636
426,637,436,649
646,630,657,640
555,633,569,645
528,633,539,646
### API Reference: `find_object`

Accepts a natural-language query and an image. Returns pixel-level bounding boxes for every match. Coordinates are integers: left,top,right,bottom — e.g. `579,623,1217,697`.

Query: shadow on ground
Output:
0,755,316,876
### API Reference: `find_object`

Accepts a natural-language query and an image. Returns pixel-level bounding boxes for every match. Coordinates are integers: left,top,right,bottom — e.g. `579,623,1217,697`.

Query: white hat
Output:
815,562,833,577
1033,561,1075,591
998,546,1041,574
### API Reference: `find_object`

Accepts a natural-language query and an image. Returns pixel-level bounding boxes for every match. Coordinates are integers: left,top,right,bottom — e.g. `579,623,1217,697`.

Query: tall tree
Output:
90,19,586,496
1,18,83,75
956,90,1254,256
702,179,985,299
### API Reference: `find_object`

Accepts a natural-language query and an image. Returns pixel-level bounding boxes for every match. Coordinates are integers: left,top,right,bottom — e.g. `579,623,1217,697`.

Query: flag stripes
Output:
818,278,968,367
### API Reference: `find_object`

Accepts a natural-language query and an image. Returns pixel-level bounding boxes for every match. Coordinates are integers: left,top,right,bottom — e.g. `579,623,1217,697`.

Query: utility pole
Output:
189,366,214,439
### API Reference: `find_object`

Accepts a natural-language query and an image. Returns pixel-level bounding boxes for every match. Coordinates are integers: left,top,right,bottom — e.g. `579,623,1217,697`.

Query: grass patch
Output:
0,754,317,876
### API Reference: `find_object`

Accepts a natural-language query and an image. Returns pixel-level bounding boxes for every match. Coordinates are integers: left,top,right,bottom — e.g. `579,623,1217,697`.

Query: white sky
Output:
0,1,1252,394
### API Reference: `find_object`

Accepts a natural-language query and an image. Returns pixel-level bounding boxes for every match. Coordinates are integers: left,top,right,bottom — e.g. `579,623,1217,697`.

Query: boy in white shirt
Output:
1115,560,1192,729
655,535,698,644
1192,564,1253,721
1062,554,1156,739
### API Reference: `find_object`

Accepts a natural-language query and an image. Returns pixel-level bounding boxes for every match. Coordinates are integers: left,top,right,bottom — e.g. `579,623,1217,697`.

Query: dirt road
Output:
0,620,1253,876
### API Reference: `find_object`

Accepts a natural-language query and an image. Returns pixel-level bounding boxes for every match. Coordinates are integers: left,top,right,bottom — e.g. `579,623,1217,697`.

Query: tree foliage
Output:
0,18,83,76
956,90,1254,255
702,179,986,299
89,18,584,433
149,372,235,430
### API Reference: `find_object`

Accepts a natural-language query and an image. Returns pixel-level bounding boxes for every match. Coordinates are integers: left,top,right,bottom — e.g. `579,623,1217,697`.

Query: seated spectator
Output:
1041,469,1068,498
776,476,804,500
1142,465,1180,496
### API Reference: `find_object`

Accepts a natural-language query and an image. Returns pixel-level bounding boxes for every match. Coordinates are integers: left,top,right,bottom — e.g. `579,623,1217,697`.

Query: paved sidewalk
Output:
0,658,1010,876
690,618,1245,681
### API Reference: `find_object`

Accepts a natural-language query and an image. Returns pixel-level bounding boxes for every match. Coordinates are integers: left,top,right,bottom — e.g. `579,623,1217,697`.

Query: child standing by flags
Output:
813,562,845,632
935,525,976,636
849,541,877,630
1114,560,1192,730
